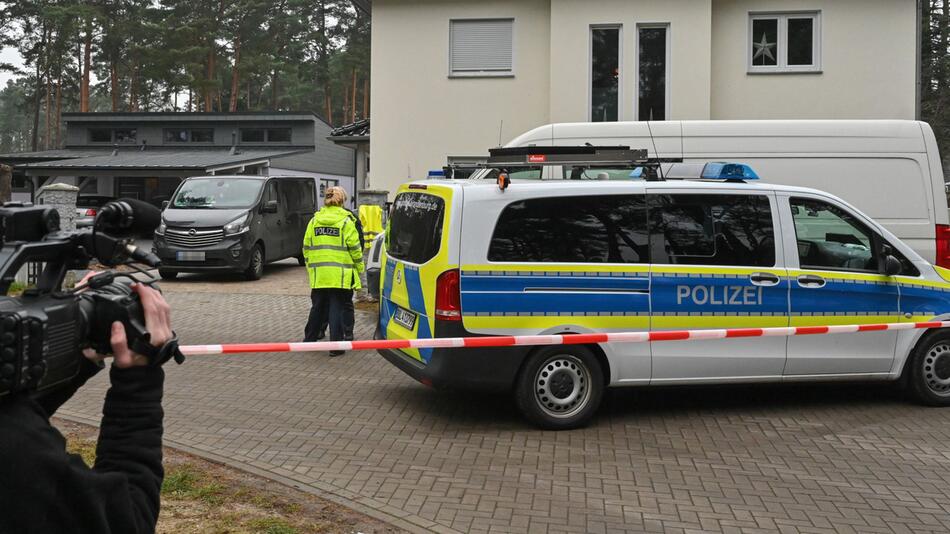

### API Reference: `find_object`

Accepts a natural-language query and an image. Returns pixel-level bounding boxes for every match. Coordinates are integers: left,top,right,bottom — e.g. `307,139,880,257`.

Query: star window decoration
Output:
753,33,776,64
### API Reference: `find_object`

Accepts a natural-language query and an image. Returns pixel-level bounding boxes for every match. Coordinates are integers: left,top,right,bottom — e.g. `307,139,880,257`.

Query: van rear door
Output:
380,185,458,363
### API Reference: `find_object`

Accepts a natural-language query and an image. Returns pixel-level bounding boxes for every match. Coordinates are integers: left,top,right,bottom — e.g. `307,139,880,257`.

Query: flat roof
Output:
17,148,303,171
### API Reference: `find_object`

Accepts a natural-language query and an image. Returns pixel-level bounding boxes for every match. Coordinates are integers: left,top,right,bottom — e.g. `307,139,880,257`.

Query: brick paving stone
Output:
58,285,950,533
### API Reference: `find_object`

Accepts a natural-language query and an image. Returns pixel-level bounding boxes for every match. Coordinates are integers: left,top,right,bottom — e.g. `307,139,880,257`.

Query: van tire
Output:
244,244,264,281
297,254,306,266
158,269,178,280
515,346,604,430
907,330,950,406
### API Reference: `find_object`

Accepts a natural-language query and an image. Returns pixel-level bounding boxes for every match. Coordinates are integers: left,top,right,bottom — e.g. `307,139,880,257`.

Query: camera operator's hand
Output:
82,282,173,368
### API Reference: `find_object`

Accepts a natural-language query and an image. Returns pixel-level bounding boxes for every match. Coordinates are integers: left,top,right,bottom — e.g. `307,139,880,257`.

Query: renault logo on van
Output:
394,270,402,285
188,228,197,236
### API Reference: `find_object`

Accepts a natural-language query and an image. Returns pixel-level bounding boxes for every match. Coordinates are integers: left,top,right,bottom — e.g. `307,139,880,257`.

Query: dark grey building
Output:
0,112,355,207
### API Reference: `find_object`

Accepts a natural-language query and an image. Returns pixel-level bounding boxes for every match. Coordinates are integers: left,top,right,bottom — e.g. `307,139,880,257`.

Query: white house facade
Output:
368,0,918,196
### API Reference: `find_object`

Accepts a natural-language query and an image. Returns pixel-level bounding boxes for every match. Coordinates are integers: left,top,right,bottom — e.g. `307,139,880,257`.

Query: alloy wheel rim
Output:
533,354,591,419
923,342,950,396
253,249,263,275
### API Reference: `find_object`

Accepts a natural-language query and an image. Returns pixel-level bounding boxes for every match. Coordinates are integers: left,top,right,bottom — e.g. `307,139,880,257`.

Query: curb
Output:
56,410,460,534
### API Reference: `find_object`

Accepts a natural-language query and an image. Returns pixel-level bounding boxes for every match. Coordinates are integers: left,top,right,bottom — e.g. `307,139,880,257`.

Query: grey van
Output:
153,175,316,280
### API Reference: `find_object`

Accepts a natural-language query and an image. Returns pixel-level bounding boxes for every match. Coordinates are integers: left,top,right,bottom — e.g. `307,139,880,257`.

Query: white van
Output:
506,120,948,266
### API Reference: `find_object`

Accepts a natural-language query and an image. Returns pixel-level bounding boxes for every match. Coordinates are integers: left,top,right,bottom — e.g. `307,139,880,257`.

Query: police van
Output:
376,147,950,429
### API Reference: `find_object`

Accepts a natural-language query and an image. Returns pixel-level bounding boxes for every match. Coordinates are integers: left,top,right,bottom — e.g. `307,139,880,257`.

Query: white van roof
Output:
507,120,929,157
423,178,828,197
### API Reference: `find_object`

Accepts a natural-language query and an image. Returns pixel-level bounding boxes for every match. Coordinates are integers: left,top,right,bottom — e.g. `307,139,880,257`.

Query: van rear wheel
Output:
907,331,950,406
244,244,264,281
515,346,604,430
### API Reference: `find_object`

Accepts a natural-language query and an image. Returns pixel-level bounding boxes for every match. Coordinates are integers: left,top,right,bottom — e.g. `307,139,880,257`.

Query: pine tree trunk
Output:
205,48,215,112
80,28,91,112
128,61,137,112
31,60,41,151
229,37,241,112
324,88,332,126
55,77,62,148
351,69,358,123
271,69,279,109
45,77,52,150
110,61,119,112
363,77,369,119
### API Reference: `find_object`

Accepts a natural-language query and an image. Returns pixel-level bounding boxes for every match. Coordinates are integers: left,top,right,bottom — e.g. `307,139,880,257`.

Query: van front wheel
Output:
515,346,604,430
244,245,264,281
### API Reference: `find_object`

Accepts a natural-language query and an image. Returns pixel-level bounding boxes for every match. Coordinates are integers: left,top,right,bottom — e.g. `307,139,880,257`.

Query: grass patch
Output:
162,464,226,505
57,424,386,534
66,437,97,467
245,517,299,534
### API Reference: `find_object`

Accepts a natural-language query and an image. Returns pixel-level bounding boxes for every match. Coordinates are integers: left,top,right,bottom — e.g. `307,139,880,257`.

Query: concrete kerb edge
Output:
55,410,457,534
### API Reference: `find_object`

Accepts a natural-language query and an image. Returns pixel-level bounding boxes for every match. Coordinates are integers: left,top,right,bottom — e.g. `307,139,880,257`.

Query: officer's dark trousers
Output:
304,288,354,342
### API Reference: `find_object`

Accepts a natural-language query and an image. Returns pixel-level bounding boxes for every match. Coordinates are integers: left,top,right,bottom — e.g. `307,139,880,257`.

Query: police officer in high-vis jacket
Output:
303,186,364,356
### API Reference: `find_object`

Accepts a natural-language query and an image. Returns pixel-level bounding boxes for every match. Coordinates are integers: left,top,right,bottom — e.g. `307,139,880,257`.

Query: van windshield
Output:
170,178,264,209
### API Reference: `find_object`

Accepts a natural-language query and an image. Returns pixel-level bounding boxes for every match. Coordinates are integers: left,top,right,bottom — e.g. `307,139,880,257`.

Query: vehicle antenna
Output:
646,120,664,180
498,120,504,147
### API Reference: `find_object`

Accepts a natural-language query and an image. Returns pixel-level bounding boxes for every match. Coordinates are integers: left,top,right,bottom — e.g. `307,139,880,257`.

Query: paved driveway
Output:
61,269,950,533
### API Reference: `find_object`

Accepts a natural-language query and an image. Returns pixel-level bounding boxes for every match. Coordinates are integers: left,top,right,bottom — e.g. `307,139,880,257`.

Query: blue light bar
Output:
700,162,759,180
427,170,446,179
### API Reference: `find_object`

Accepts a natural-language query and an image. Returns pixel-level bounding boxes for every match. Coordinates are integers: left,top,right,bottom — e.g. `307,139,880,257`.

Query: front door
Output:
783,195,899,375
648,191,789,382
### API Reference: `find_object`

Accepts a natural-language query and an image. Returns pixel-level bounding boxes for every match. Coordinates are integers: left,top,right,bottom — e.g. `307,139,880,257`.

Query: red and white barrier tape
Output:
179,320,950,356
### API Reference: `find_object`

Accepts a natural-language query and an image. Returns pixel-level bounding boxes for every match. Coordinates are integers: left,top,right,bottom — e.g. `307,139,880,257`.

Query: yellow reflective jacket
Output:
358,204,384,249
302,206,364,289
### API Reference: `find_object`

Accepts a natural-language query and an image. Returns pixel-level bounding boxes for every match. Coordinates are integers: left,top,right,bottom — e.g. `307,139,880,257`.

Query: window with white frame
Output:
449,18,514,77
749,12,820,73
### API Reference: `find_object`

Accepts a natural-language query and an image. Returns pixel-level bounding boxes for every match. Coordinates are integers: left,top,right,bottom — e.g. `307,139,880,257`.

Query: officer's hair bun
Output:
324,186,347,207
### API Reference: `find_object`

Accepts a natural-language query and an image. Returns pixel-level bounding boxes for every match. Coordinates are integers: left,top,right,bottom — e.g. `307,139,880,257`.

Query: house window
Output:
266,128,291,143
240,129,266,143
590,26,620,122
89,128,112,143
164,128,214,143
637,25,669,121
449,19,514,77
114,129,137,143
191,129,214,142
749,12,821,73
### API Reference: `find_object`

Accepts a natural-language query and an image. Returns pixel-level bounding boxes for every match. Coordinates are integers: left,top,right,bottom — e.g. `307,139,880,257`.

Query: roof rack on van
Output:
441,145,681,181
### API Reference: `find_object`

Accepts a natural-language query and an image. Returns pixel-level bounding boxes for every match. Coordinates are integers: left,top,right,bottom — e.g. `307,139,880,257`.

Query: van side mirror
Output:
262,200,279,213
884,255,902,276
161,200,169,210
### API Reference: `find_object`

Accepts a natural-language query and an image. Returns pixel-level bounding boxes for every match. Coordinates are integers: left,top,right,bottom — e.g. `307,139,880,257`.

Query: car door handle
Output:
797,274,826,288
749,272,780,286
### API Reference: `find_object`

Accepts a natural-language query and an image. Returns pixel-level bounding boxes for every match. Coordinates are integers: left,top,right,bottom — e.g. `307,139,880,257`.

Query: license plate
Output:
392,307,417,330
176,251,206,261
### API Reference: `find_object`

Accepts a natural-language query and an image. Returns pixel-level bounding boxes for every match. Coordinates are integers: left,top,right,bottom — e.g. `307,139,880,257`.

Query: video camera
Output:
0,198,182,397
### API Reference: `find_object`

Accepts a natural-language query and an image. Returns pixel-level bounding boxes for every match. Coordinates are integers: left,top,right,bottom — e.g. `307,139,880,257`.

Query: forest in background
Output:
0,0,369,152
923,1,950,170
0,1,949,171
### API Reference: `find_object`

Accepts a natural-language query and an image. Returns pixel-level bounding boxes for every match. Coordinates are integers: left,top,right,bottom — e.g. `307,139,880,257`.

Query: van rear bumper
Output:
375,321,529,392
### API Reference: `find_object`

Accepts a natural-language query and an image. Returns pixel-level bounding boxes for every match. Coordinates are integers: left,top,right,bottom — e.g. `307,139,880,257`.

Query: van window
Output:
387,192,445,264
280,180,315,212
790,197,878,272
489,195,648,263
649,194,775,267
